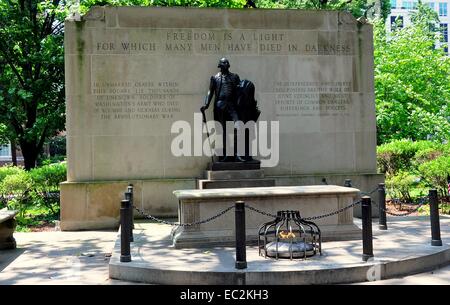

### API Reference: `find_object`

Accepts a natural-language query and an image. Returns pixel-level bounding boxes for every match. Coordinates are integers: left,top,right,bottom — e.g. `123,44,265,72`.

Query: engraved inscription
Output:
92,81,181,120
273,81,353,117
92,29,352,56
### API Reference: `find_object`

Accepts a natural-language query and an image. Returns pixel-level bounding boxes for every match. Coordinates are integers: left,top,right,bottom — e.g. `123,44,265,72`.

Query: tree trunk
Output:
19,141,38,170
23,152,37,170
10,140,17,166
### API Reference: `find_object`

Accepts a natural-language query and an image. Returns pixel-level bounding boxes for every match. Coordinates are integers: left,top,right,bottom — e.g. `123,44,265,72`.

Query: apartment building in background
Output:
387,0,450,53
0,143,24,166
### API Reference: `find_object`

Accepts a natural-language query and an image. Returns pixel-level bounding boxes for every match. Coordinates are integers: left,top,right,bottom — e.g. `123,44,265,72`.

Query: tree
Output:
374,3,450,144
79,0,390,19
0,0,67,170
255,0,391,20
0,123,8,145
78,0,247,12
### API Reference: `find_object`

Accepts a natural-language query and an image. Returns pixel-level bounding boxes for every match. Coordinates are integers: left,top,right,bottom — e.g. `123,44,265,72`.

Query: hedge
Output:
377,140,449,201
0,162,67,220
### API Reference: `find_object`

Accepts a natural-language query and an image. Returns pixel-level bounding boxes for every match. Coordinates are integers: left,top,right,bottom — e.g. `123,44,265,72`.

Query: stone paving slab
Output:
109,216,450,284
0,230,138,285
357,264,450,285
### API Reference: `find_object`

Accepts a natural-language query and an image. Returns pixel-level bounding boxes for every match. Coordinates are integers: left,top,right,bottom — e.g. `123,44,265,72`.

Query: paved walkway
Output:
109,216,450,284
0,230,136,285
356,264,450,285
0,217,449,284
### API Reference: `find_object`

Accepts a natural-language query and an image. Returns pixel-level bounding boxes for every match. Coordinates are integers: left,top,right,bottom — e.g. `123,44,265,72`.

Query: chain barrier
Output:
380,196,428,217
360,186,379,197
303,200,362,220
134,198,364,227
132,184,430,225
244,204,277,218
245,199,362,221
355,183,430,217
133,205,235,227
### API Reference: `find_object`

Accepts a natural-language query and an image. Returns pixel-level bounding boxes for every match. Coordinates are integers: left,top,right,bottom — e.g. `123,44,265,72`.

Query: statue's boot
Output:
219,156,235,162
236,156,247,162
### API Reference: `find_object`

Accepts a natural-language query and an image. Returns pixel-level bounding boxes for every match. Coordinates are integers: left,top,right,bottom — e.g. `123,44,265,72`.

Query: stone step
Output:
198,178,275,189
206,169,265,180
209,160,260,171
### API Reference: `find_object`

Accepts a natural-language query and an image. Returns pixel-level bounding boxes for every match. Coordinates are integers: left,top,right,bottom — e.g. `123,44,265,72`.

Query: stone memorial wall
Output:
61,7,383,230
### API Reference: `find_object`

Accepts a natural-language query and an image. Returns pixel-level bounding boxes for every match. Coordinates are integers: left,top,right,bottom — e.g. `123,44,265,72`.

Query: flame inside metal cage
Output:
258,210,322,260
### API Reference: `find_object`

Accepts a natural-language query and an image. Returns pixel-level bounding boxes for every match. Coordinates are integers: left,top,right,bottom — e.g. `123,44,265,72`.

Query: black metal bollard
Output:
127,184,134,229
344,179,352,187
361,196,374,262
125,185,134,242
235,201,247,269
120,199,132,262
429,189,442,246
378,183,387,230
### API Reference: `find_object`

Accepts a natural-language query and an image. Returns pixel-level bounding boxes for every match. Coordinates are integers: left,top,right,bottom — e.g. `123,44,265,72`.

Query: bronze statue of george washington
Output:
201,58,260,162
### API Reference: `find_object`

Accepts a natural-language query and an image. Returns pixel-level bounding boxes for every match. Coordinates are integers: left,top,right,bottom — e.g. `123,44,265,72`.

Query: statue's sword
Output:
201,98,215,164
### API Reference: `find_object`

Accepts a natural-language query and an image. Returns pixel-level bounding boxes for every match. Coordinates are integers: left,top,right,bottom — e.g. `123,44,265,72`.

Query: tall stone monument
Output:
61,7,383,230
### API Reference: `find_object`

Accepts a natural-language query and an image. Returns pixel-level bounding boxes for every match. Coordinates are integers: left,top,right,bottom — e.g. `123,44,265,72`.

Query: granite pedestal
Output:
198,167,275,189
172,185,361,248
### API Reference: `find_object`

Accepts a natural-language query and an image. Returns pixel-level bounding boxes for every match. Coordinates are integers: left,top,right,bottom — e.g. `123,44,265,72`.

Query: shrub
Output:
0,162,67,221
418,155,450,197
412,147,444,166
0,166,26,209
443,143,450,156
377,140,442,174
385,171,419,202
1,170,33,218
29,162,66,215
0,166,24,182
29,162,67,192
418,203,450,215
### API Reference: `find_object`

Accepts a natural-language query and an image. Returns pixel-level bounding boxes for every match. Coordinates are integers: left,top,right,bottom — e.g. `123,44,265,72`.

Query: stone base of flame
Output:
172,185,361,248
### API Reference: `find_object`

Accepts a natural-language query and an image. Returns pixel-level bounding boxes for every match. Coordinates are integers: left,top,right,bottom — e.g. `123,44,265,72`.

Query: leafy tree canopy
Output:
0,0,68,169
0,123,9,145
374,2,450,144
78,0,389,20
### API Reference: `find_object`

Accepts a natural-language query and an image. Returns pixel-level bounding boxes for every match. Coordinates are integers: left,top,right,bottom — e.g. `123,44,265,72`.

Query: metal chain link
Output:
380,196,428,217
360,186,379,197
133,205,235,227
360,184,429,217
303,200,362,220
244,204,277,218
245,200,362,221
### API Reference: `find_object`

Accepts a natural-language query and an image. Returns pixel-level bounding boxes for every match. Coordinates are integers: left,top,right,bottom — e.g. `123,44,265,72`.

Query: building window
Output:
439,3,448,16
391,0,397,8
441,23,448,43
427,2,435,10
0,143,11,158
402,1,417,9
390,16,404,29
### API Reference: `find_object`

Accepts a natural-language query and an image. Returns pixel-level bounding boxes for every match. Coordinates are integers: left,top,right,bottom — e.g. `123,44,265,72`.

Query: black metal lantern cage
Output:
258,210,322,260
